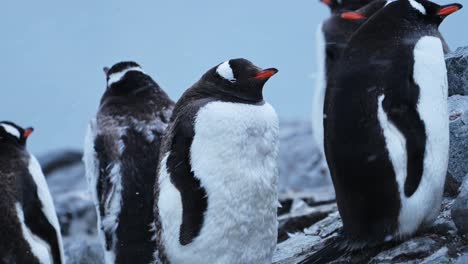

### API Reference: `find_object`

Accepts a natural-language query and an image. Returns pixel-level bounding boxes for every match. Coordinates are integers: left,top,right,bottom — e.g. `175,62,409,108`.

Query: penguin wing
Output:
84,119,121,251
166,115,208,246
84,119,100,207
382,79,426,197
22,155,64,263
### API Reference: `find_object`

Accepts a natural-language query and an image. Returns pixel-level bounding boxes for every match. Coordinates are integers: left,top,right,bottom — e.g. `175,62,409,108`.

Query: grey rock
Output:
278,200,336,242
447,96,468,189
278,186,336,215
38,150,83,176
279,121,331,192
446,47,468,96
64,236,104,264
39,149,102,260
445,171,461,197
44,156,97,237
273,212,342,264
452,178,468,235
456,253,468,264
420,247,450,264
370,237,439,263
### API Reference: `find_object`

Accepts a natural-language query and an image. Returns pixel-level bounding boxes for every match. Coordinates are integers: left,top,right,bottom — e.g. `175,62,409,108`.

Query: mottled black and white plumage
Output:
154,59,280,264
0,121,64,264
83,61,174,264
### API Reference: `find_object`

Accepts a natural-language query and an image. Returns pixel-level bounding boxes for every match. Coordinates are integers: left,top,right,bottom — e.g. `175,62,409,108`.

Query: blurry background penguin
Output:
154,59,279,264
302,0,463,263
0,121,64,264
312,0,376,178
83,62,174,264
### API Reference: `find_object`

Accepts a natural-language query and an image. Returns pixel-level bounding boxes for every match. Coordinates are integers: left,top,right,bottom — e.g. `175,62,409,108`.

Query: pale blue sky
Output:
1,1,466,153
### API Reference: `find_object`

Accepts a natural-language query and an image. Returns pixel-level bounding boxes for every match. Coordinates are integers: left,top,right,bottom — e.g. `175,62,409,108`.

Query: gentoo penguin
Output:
312,0,376,176
83,61,174,264
155,59,279,264
0,121,64,263
312,0,451,176
304,1,463,263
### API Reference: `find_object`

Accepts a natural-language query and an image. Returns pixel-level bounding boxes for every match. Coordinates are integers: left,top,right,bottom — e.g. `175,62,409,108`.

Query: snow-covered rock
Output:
446,47,468,96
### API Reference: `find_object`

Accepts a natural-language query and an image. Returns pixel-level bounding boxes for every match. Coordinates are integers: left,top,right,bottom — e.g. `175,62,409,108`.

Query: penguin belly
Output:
378,36,449,237
158,102,279,264
397,36,449,236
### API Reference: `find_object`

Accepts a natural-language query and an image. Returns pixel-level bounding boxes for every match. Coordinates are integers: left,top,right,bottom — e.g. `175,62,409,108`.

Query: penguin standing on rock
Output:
155,59,279,264
83,61,174,264
0,121,64,264
302,1,463,263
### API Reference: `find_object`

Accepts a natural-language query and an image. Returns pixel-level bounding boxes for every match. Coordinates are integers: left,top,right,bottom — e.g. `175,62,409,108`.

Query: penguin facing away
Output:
83,61,174,264
0,122,64,264
303,1,462,263
155,59,279,264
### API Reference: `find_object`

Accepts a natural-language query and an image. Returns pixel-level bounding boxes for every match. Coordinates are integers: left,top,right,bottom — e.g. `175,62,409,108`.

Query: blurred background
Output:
1,0,467,154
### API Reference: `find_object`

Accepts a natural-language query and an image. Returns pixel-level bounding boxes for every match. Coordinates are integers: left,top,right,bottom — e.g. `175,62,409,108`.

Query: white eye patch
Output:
107,67,144,87
0,124,21,139
216,61,236,83
408,0,426,14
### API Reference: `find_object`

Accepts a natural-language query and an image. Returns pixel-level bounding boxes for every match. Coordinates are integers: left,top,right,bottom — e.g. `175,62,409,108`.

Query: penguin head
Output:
403,0,462,25
103,61,148,90
0,121,33,147
320,0,375,13
201,58,278,104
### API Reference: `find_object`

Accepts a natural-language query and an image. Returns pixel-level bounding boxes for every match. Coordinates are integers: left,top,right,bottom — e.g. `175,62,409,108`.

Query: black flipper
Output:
20,169,62,264
166,114,208,246
383,75,426,197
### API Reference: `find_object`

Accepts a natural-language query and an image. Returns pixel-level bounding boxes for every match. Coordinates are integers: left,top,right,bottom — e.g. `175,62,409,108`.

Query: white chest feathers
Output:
397,36,449,236
378,36,449,237
158,101,279,264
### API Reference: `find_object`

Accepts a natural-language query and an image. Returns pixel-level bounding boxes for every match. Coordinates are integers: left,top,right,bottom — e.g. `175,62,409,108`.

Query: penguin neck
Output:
0,143,26,158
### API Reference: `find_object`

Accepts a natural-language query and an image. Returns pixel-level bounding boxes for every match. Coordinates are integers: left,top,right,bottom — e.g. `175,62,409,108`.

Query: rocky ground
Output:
39,47,468,263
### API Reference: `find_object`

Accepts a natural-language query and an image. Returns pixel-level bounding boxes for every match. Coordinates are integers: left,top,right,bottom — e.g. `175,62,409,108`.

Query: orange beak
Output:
341,12,366,20
24,127,34,139
254,68,279,80
437,4,463,16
